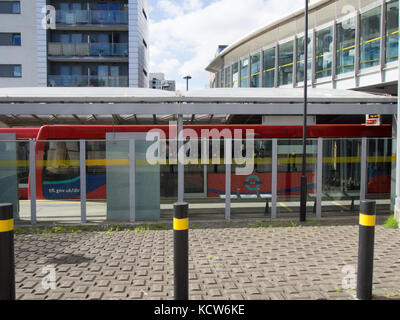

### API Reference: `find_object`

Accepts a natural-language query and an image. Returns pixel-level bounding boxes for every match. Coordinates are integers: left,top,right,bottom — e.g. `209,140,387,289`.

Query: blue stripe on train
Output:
43,175,106,199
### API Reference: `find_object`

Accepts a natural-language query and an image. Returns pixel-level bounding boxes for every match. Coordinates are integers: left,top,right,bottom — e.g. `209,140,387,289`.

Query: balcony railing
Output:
48,75,128,87
56,10,128,25
48,43,129,57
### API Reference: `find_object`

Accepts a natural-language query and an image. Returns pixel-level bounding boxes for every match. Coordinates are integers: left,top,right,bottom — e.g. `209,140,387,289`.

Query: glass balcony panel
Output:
250,53,261,87
224,66,231,88
56,10,127,25
385,0,399,63
359,6,381,69
240,58,249,88
232,62,239,88
336,16,356,74
262,47,275,87
315,26,333,79
278,41,294,86
296,35,312,83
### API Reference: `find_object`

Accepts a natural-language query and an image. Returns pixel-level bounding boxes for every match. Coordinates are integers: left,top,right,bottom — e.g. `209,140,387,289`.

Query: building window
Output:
224,66,231,88
232,62,239,88
0,33,21,46
250,52,261,87
0,65,22,77
262,47,275,87
336,16,356,75
0,1,20,14
359,6,381,69
385,0,399,63
240,57,249,87
296,35,312,83
278,41,293,86
315,26,333,79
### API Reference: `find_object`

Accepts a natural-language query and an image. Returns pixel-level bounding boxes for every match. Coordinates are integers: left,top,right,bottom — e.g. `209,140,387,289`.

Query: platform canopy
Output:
0,87,396,126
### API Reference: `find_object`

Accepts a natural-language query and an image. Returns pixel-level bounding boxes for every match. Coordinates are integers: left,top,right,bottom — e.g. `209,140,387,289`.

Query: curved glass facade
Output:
213,0,399,88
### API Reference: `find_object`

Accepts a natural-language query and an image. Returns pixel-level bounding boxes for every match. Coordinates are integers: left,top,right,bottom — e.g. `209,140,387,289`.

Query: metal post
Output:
357,200,376,300
129,139,136,222
360,137,367,201
173,202,189,300
300,0,309,222
29,140,36,225
80,140,87,224
316,138,323,218
177,114,184,203
225,138,232,221
0,204,15,300
272,139,278,219
395,2,400,224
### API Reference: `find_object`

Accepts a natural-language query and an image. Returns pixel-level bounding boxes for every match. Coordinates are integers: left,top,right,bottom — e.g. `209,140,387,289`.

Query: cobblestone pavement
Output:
14,218,400,300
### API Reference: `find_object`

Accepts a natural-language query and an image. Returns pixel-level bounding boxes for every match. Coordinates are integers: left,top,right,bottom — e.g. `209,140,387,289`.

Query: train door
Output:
106,132,160,221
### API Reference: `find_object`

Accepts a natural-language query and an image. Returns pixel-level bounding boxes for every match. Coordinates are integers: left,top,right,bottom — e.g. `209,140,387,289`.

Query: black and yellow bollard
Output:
357,200,376,300
174,202,189,300
0,204,15,300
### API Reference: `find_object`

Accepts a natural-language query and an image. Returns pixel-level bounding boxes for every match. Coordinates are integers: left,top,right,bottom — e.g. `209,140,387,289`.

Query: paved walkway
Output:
14,217,400,300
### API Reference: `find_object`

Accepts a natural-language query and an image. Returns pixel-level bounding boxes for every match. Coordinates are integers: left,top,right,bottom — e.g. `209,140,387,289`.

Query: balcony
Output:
48,43,129,57
56,10,128,25
48,75,128,87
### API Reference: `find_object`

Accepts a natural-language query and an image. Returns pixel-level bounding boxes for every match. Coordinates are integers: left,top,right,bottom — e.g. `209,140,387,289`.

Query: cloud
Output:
149,0,322,90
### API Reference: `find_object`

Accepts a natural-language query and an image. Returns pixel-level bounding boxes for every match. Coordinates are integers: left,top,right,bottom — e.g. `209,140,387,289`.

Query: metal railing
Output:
48,43,128,57
56,9,128,25
48,75,129,87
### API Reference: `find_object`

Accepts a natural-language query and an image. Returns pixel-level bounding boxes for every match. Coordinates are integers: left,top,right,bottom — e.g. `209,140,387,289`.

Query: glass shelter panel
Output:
336,16,356,74
359,6,381,69
231,139,272,219
366,138,391,213
321,139,361,215
35,140,82,222
315,26,333,79
278,41,294,86
0,140,20,220
262,47,276,87
276,139,317,218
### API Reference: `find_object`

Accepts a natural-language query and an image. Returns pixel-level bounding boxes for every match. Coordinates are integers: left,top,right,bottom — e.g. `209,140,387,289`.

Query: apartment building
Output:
149,73,176,91
0,0,149,88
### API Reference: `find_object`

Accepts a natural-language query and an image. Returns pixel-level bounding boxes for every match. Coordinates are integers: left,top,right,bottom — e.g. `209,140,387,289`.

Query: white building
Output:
0,0,149,88
149,73,176,91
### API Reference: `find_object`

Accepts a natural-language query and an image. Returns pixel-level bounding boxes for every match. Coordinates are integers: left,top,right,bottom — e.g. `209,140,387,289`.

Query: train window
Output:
43,141,80,182
17,142,29,184
86,141,106,176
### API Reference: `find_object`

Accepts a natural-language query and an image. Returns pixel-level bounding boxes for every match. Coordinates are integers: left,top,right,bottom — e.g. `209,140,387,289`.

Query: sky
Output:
147,0,320,91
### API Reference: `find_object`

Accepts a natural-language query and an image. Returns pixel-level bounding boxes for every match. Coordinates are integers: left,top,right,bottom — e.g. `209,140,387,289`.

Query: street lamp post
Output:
300,0,309,222
183,76,192,91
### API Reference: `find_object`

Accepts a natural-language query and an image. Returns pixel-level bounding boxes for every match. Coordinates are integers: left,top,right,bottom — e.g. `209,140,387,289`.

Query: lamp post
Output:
300,0,309,222
395,4,400,225
183,76,192,91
